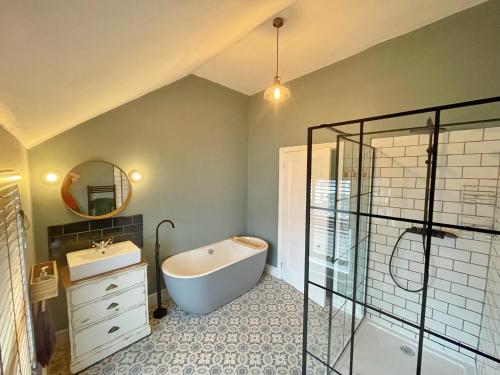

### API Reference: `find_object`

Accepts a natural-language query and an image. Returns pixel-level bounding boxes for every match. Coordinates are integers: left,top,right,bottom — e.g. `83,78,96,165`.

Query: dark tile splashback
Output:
48,214,143,266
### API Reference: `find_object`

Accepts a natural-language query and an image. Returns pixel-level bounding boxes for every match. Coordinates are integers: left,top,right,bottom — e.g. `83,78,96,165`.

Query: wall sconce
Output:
0,170,22,185
128,170,143,183
42,170,60,184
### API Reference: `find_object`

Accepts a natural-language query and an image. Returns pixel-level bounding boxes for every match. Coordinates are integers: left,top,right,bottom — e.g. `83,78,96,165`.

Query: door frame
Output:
277,142,336,283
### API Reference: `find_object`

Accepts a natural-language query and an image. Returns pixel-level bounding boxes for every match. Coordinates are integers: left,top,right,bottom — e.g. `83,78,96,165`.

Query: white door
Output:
278,145,333,306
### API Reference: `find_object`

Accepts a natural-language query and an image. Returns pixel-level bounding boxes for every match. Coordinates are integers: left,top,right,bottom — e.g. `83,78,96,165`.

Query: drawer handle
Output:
107,302,119,310
108,326,120,334
106,283,118,291
81,318,90,323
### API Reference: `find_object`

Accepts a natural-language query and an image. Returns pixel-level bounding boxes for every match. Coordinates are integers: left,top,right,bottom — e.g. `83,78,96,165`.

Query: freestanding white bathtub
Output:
161,236,268,314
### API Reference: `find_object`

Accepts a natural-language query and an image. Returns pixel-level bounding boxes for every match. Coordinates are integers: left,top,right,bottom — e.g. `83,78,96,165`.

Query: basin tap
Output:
91,238,113,250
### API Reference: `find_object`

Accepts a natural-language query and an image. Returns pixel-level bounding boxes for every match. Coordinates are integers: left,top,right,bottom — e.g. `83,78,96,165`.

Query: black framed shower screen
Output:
302,95,500,375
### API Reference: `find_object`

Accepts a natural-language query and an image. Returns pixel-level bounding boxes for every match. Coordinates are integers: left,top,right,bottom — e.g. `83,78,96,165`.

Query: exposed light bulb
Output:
129,170,143,183
46,173,58,182
273,87,281,100
43,171,59,184
264,80,290,102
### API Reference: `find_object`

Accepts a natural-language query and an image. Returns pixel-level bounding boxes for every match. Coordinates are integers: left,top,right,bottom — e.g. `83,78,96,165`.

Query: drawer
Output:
72,285,146,331
69,267,145,307
73,303,147,358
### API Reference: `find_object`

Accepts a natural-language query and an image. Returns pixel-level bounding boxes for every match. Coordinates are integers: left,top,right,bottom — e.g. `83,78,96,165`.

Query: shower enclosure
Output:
302,96,500,375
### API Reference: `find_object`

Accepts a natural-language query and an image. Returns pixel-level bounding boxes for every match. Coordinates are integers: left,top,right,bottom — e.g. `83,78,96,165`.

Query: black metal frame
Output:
302,95,500,374
321,134,376,371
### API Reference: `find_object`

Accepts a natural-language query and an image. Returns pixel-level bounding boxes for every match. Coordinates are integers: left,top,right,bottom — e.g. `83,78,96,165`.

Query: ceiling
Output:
0,0,485,148
0,0,294,148
195,0,486,95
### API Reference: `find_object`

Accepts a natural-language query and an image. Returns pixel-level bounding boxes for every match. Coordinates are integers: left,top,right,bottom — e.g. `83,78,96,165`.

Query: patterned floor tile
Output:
49,275,337,374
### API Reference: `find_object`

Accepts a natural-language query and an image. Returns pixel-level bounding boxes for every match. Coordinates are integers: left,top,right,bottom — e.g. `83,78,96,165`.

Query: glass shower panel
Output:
355,144,374,311
335,137,373,316
306,283,331,364
305,352,328,375
333,136,360,300
304,123,376,373
307,127,338,294
432,105,500,374
329,293,354,366
304,124,364,372
304,127,339,372
304,97,500,375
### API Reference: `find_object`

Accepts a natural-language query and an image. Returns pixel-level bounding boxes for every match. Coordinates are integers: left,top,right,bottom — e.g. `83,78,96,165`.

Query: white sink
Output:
66,240,141,281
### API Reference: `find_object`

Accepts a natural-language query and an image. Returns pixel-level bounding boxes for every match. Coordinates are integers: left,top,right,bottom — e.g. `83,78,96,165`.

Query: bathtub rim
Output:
161,236,268,279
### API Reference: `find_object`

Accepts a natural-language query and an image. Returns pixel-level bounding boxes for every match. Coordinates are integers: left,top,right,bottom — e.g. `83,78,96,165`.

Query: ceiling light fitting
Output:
264,17,290,103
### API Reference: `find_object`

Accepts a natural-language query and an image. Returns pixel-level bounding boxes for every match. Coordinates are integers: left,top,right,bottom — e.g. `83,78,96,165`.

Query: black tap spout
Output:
153,219,175,319
155,219,175,248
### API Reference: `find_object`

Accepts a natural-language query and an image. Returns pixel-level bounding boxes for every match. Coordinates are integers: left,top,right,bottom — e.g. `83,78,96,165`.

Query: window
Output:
0,185,36,374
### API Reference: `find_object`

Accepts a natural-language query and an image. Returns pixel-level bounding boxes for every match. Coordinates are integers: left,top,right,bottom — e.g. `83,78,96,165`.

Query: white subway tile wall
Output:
476,171,500,375
367,127,500,364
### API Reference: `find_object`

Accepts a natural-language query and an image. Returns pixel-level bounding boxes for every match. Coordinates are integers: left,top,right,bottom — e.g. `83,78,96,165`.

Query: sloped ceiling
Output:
0,0,294,148
195,0,486,95
0,0,486,148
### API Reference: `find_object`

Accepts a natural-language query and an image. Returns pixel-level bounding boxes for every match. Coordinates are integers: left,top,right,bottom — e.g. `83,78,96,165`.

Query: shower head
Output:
409,127,447,134
409,117,447,134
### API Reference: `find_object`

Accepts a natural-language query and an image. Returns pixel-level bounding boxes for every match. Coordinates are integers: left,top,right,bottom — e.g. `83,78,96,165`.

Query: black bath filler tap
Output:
153,219,175,319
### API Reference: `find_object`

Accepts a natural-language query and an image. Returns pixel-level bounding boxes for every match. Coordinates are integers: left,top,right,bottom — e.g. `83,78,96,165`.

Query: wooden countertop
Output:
60,258,148,288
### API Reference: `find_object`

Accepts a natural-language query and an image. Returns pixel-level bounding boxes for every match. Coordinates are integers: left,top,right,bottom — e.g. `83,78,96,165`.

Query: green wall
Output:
28,75,249,328
247,0,500,266
26,0,500,329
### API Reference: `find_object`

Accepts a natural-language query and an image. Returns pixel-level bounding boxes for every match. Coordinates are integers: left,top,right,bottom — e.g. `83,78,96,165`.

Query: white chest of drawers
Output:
61,260,151,373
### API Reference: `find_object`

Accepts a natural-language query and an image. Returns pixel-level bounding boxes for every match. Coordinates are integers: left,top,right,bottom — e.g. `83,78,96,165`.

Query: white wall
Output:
477,168,500,374
367,127,500,363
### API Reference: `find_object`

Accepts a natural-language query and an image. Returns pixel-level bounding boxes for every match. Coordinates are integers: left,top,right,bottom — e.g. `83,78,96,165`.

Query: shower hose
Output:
389,228,426,293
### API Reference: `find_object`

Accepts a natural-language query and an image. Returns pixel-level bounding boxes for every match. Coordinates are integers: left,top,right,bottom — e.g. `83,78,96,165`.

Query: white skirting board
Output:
264,264,281,279
54,288,169,347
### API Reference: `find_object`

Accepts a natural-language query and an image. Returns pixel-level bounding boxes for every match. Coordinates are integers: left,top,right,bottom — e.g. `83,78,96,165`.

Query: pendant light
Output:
264,17,290,102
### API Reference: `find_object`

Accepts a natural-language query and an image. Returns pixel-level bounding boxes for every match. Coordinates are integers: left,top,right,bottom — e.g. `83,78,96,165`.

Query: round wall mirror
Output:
61,161,132,219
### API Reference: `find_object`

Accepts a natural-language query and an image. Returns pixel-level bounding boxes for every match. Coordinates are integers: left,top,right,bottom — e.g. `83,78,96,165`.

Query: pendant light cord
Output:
275,25,279,78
